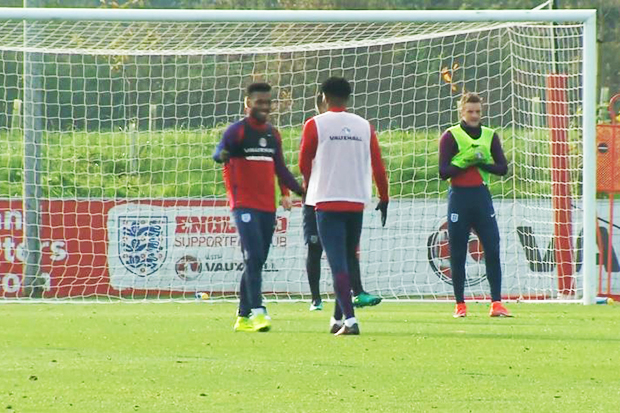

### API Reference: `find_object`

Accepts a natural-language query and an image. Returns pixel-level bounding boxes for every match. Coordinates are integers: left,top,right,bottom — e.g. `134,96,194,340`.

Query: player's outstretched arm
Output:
273,129,304,196
299,118,318,186
278,178,292,210
213,125,238,163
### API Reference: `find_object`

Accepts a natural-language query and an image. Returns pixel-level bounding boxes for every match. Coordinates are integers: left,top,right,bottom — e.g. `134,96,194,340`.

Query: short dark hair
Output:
246,82,271,95
320,77,351,100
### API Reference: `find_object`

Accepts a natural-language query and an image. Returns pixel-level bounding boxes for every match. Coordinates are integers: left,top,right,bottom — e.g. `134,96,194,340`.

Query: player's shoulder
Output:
348,111,367,120
265,121,279,132
439,128,455,142
265,122,282,140
480,125,500,140
316,111,368,124
343,112,372,135
342,111,369,123
306,112,324,121
225,119,245,132
302,115,319,130
344,112,373,131
222,119,246,142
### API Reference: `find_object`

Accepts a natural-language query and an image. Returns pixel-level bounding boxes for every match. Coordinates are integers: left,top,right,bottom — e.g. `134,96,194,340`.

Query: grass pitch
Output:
1,302,619,412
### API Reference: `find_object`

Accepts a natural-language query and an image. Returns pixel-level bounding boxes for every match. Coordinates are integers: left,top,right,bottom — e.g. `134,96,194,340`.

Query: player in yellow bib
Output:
438,93,512,318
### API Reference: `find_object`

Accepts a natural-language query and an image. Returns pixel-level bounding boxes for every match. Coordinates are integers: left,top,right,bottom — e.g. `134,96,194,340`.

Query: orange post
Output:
547,74,575,295
608,195,614,295
596,94,620,301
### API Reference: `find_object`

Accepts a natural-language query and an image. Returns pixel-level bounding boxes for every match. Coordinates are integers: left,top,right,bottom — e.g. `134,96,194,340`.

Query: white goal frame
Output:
1,7,597,304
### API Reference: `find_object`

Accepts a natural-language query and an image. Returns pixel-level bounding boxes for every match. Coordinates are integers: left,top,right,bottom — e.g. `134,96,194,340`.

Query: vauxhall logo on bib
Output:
118,216,168,276
329,126,361,141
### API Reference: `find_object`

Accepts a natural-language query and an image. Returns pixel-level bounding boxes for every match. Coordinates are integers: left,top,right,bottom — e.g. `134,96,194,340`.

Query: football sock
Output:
307,243,323,302
333,271,355,319
348,250,364,296
485,252,502,302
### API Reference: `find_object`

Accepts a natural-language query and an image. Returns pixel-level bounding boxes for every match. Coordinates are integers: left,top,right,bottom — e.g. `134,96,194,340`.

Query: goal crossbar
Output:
0,8,596,23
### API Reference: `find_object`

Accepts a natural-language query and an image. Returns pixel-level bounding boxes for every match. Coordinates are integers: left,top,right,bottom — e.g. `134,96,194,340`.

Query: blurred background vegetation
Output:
0,0,605,199
2,0,616,102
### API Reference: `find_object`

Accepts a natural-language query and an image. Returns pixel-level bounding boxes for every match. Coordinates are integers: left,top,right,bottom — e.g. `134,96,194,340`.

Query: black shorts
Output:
302,204,321,246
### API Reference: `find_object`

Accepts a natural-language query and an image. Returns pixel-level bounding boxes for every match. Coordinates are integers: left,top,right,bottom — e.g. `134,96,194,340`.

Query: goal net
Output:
0,9,597,302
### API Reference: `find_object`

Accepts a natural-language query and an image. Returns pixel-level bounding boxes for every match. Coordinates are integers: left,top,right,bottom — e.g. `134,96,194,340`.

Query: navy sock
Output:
307,243,322,302
348,250,364,296
333,272,354,319
485,250,502,302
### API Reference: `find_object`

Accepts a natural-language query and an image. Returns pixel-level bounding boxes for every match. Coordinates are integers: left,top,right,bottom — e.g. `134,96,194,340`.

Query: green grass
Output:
1,302,619,412
1,126,586,200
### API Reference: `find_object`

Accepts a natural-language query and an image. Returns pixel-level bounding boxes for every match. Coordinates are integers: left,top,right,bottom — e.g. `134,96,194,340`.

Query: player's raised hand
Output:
375,200,388,227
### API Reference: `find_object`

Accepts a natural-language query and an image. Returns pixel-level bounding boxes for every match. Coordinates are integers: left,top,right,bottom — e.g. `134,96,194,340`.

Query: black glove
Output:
375,200,388,227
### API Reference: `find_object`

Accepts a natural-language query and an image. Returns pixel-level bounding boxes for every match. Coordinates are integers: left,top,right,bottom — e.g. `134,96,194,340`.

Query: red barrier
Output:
0,199,229,298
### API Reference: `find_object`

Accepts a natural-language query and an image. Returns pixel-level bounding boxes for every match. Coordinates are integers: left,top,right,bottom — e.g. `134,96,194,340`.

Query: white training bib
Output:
305,111,372,206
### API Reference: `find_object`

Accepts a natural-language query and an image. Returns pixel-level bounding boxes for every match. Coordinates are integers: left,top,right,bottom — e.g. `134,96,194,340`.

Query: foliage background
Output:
1,0,616,97
0,0,604,199
0,0,617,132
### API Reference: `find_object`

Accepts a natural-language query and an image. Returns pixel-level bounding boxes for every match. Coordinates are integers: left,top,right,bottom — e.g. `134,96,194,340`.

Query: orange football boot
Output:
489,301,512,317
453,303,467,318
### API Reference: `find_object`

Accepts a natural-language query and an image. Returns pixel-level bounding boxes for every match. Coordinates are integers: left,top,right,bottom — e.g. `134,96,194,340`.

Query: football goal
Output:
0,8,597,303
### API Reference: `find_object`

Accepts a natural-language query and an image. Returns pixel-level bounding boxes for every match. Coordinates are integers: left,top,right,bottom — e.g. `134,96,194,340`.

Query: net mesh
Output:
0,17,587,301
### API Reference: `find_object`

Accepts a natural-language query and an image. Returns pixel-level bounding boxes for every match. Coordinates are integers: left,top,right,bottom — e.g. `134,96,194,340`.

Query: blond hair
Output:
458,92,482,111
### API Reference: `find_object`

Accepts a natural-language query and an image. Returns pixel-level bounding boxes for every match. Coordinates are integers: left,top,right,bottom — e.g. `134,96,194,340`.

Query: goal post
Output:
0,8,598,304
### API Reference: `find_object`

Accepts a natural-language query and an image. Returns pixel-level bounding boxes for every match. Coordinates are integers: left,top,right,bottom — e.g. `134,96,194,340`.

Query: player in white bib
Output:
302,93,383,312
299,77,389,335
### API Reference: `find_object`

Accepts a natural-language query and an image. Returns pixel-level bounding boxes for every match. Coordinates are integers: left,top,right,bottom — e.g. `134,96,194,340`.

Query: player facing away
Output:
303,93,383,311
300,77,389,335
438,92,512,318
213,82,304,332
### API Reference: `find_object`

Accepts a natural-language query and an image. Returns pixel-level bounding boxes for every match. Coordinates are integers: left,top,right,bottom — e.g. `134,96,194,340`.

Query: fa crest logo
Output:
259,137,267,147
118,216,168,277
341,127,351,135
